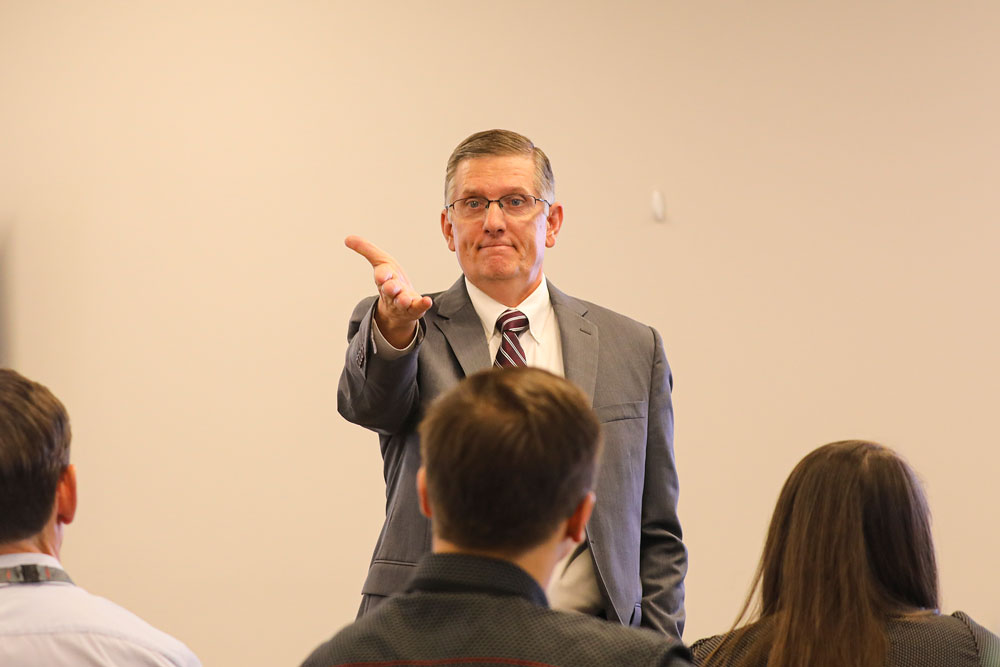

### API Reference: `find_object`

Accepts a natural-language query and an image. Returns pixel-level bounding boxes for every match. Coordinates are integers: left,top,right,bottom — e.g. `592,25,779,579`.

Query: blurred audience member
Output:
692,440,999,667
0,368,200,667
303,367,691,666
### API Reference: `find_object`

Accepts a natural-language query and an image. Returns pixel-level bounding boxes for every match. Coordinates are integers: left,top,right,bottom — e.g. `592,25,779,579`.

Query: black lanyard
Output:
0,563,74,586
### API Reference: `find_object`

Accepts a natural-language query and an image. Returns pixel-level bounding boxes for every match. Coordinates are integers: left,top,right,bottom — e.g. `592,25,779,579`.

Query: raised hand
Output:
345,235,433,348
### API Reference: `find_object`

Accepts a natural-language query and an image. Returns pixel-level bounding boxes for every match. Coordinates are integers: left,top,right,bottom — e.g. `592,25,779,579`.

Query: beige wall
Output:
2,1,998,664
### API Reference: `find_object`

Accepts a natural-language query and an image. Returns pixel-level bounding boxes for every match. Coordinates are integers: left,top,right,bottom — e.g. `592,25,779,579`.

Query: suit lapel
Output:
433,278,492,376
549,282,599,405
432,278,600,393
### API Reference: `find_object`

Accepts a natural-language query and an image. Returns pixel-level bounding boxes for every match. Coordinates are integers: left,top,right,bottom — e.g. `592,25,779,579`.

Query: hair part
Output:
418,367,600,555
0,368,72,544
705,440,939,667
444,129,555,204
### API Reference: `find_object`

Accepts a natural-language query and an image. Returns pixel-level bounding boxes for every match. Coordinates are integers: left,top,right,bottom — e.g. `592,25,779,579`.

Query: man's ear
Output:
416,467,433,519
56,464,77,526
564,491,595,543
544,202,563,249
440,210,456,252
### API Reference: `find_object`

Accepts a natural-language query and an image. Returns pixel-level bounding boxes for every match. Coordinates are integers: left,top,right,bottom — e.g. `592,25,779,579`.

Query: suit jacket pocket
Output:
594,400,647,424
591,401,648,515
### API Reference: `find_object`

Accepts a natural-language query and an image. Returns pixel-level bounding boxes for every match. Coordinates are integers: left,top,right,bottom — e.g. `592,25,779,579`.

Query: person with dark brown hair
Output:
691,440,999,667
302,367,692,666
0,368,200,666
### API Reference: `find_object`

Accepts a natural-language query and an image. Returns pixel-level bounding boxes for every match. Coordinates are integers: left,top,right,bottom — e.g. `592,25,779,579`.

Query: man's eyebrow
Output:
456,184,494,196
456,187,531,198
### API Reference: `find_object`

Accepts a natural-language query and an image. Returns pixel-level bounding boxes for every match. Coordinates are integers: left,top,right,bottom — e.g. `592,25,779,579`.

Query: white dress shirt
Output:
0,552,201,667
373,276,603,616
463,276,564,375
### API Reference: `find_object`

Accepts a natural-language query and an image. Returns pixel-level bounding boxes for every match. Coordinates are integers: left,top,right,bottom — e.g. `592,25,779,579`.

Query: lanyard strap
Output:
0,564,74,586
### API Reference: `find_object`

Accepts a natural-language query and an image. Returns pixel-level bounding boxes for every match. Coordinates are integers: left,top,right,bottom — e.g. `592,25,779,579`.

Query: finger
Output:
384,283,426,314
373,264,396,288
408,296,433,318
377,292,431,325
345,235,395,268
379,278,405,301
393,292,414,310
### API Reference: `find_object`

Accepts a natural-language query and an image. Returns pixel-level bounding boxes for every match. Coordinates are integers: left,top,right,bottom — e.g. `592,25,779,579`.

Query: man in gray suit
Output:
340,129,686,638
304,368,691,666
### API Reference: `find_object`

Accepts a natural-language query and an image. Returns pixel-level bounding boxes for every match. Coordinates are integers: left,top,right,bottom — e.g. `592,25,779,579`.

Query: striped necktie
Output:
494,309,529,368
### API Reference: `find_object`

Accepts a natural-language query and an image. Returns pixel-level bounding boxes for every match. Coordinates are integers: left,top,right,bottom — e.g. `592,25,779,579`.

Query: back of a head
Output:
760,440,938,618
418,367,600,555
444,129,555,202
0,369,71,545
710,440,939,667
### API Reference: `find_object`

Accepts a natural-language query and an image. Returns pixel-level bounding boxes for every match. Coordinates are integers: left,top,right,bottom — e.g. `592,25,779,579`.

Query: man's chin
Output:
477,263,519,282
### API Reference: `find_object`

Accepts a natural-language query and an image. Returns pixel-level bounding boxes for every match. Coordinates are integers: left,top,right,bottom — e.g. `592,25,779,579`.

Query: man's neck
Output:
0,531,59,558
470,275,544,308
432,537,563,591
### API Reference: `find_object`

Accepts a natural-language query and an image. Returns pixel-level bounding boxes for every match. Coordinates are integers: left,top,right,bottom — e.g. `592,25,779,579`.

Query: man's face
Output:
440,155,562,303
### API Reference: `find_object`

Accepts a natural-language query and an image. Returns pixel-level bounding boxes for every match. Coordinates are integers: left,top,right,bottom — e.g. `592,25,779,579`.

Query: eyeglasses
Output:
446,193,551,223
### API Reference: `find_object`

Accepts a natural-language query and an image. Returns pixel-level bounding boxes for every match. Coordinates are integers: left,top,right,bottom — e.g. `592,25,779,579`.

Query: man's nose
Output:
482,201,506,233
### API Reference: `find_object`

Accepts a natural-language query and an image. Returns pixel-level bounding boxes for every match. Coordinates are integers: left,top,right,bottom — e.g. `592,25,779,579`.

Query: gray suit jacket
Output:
302,553,692,667
338,278,687,638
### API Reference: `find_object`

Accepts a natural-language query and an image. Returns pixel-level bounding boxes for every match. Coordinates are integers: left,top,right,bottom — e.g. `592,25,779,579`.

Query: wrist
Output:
374,309,418,349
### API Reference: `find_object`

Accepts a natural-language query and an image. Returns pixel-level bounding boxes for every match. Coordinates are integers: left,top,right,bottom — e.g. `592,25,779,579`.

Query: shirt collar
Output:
406,553,549,608
464,275,552,344
0,552,63,570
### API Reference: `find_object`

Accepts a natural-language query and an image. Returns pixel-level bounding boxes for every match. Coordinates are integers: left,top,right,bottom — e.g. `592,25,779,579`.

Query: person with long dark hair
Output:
692,440,998,667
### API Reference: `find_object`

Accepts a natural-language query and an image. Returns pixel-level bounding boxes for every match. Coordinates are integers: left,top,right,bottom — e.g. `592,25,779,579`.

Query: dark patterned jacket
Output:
302,553,692,667
691,611,1000,666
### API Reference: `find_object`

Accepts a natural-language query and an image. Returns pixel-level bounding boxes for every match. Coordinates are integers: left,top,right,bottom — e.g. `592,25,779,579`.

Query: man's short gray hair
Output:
444,129,555,204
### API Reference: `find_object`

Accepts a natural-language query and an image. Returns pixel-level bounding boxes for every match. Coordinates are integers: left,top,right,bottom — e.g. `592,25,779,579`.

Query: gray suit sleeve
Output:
337,297,424,435
639,326,687,638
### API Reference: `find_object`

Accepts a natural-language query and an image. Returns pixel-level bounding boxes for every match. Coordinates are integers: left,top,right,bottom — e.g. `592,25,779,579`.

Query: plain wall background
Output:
1,2,998,665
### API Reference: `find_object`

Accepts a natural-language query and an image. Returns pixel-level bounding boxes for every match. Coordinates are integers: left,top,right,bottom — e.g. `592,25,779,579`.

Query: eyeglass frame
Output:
445,193,553,221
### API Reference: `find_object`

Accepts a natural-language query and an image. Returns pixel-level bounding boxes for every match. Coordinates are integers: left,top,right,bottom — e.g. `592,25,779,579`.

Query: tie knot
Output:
496,309,529,335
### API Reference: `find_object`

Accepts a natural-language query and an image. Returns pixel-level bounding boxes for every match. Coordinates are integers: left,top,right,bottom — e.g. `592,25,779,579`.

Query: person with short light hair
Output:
303,368,692,666
0,368,200,667
339,128,686,638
